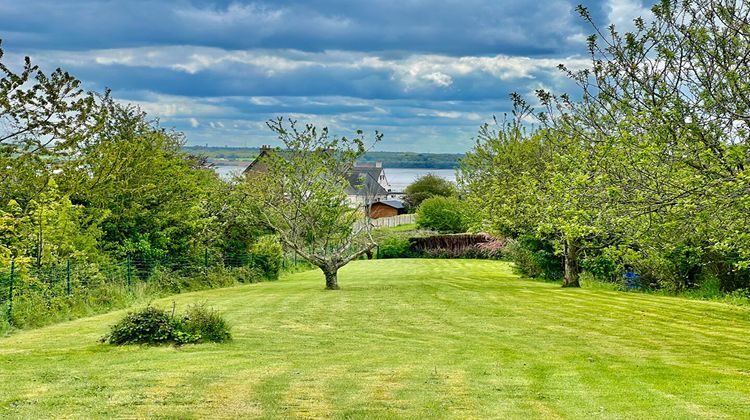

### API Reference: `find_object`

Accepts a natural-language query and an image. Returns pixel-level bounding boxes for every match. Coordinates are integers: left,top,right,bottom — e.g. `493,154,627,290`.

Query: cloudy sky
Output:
0,0,653,152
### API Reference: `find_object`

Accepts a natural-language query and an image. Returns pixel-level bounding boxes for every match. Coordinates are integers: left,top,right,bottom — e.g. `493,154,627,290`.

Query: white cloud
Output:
607,0,653,32
175,3,285,25
423,72,453,87
119,93,229,117
33,46,589,91
189,117,199,127
430,111,484,121
566,33,588,44
249,96,281,106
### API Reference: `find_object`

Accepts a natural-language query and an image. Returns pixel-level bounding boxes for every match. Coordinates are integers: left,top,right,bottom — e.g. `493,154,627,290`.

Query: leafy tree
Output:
538,0,750,288
248,118,382,289
460,106,625,287
465,0,750,289
0,40,107,268
0,40,104,219
25,179,102,265
202,176,269,262
69,103,222,267
403,173,457,209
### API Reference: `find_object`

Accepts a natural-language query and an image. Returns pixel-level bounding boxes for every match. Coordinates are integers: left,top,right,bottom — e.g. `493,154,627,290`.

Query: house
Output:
345,161,393,205
367,200,407,219
244,146,401,209
242,145,277,176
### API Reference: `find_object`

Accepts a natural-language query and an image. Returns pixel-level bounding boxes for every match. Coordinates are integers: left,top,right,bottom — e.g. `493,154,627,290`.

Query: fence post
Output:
66,259,72,296
7,260,14,321
126,255,132,288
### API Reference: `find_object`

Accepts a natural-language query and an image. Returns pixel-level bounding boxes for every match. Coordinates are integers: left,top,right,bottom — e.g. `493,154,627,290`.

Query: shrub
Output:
376,233,507,260
474,238,508,259
104,306,178,345
147,266,186,293
506,236,564,279
581,254,620,282
665,245,704,289
179,303,232,343
229,265,265,283
102,304,231,346
204,266,241,288
416,196,467,233
702,248,750,292
619,244,750,293
377,236,414,259
250,235,284,280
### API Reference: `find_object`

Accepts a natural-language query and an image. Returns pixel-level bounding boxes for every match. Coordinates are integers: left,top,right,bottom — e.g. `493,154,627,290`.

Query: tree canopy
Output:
460,0,750,290
0,42,268,275
245,118,382,289
403,173,457,209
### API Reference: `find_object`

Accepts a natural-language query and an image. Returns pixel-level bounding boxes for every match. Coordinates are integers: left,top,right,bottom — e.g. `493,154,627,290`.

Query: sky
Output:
0,0,653,153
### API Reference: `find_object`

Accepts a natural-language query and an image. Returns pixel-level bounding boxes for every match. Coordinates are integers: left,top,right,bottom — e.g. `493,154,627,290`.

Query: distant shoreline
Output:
209,159,458,169
186,146,463,170
210,160,253,167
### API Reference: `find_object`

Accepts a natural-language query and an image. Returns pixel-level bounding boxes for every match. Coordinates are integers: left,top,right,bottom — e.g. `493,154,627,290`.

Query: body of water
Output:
385,168,456,191
213,165,457,191
214,165,247,179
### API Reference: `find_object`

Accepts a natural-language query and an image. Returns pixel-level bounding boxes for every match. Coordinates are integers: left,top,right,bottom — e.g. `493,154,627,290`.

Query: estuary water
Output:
214,165,457,192
382,168,456,191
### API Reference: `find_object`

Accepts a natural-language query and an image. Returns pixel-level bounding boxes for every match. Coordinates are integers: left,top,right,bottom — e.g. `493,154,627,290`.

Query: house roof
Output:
345,167,388,196
244,149,389,196
347,164,391,196
373,200,405,209
243,147,292,174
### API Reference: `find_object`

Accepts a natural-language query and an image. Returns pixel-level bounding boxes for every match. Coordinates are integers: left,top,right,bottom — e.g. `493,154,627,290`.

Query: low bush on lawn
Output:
102,303,231,346
179,303,232,343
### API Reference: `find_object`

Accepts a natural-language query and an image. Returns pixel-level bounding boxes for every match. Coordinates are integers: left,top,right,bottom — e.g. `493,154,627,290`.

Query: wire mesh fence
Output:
0,250,300,325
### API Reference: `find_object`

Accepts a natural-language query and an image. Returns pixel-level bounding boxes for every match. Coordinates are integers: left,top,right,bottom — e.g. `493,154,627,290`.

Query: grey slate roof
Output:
244,150,390,197
345,167,388,196
376,200,405,209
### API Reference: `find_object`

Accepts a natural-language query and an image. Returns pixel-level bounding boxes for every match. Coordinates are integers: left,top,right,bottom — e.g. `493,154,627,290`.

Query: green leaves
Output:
247,118,381,285
404,173,457,209
415,196,467,234
465,0,750,290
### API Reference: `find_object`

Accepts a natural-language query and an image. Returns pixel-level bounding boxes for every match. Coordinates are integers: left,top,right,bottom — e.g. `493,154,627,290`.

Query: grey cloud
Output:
0,0,599,56
0,0,654,152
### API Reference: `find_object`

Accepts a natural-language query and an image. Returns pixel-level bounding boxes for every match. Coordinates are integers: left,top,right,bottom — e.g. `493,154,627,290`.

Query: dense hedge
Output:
377,233,507,260
415,197,468,233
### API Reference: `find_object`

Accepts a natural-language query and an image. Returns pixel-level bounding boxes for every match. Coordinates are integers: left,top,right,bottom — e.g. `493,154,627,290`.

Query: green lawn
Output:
1,259,749,418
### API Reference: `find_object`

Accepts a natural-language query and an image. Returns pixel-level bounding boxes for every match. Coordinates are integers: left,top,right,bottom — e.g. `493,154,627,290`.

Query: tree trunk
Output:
563,239,580,288
323,268,340,290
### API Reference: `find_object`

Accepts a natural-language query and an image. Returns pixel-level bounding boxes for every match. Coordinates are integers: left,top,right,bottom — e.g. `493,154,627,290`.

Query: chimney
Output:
375,161,382,168
260,145,271,152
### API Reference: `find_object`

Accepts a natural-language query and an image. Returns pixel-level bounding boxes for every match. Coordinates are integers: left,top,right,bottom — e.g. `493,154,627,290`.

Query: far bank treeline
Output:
185,146,463,169
0,42,276,283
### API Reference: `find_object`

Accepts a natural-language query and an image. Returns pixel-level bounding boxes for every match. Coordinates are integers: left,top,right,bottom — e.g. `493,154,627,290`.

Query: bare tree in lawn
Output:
249,117,382,290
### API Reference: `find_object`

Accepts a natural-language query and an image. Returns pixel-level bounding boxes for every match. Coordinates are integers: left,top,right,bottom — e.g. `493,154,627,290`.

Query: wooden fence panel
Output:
370,214,415,228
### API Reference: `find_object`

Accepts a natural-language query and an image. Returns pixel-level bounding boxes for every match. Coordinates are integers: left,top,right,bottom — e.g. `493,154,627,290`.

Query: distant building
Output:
367,200,407,219
345,161,395,205
242,145,276,176
243,146,403,210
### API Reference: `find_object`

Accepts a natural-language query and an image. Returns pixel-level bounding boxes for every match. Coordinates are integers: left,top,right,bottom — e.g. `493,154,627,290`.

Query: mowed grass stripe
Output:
1,259,749,418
